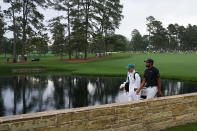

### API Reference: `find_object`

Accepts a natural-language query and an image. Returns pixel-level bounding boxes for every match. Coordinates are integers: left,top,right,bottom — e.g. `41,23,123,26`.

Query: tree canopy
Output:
1,0,124,60
130,16,197,51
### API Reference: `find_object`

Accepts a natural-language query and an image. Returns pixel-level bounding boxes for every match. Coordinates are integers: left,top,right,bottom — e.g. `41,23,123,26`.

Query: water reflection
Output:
0,75,196,117
161,80,197,96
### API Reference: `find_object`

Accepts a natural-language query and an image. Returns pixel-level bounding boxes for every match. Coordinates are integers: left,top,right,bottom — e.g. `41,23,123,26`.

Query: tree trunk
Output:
101,14,106,56
12,9,17,63
75,50,79,59
84,1,90,60
67,7,72,60
21,30,26,62
84,47,87,59
21,1,28,62
104,29,108,56
4,42,7,58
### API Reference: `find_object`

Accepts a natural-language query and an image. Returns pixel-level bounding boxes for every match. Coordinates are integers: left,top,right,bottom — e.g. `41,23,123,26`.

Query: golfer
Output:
120,64,141,101
136,59,162,99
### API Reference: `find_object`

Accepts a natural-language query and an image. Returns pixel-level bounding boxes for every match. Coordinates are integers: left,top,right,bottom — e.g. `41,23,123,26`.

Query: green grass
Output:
0,53,197,130
165,122,197,131
0,52,197,81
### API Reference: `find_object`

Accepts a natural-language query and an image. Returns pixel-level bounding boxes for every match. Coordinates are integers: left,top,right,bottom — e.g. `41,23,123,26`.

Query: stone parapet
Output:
0,93,197,131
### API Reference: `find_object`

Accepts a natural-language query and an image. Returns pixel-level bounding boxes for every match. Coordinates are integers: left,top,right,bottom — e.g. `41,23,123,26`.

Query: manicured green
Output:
165,122,197,131
0,53,197,130
0,52,197,81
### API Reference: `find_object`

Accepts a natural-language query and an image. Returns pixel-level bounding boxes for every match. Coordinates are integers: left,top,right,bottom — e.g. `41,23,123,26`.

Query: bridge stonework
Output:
0,93,197,131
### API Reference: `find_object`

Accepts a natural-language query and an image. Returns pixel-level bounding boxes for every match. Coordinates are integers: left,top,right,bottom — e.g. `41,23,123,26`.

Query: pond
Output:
0,75,197,117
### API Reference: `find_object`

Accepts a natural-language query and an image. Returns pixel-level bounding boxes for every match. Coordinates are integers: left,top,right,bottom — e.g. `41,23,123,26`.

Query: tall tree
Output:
49,17,66,59
26,36,48,56
105,34,128,52
94,0,123,54
167,24,179,50
81,0,93,59
48,0,123,59
184,24,197,50
71,0,86,58
3,0,21,62
176,25,186,50
130,29,148,51
0,7,6,43
49,0,74,59
0,6,7,56
18,0,47,62
146,16,168,50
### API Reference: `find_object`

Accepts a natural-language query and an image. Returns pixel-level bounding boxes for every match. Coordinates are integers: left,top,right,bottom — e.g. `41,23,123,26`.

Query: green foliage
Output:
105,34,129,51
49,0,123,59
26,37,48,55
130,29,148,51
93,0,124,54
19,0,48,61
167,24,179,50
0,7,8,56
146,16,168,50
48,17,66,58
3,0,22,62
3,0,49,62
2,0,124,60
132,16,197,51
183,24,197,50
0,8,5,40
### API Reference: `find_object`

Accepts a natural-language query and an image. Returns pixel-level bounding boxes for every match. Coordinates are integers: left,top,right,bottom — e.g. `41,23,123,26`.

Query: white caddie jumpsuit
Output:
125,70,141,101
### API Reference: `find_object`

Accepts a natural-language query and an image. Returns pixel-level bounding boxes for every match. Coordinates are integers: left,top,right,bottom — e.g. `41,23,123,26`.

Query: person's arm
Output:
136,78,146,94
155,68,162,97
157,77,162,97
134,74,141,91
120,72,129,90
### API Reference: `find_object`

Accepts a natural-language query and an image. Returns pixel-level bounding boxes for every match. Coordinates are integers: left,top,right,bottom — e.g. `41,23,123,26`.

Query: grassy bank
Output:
0,53,197,81
165,121,197,131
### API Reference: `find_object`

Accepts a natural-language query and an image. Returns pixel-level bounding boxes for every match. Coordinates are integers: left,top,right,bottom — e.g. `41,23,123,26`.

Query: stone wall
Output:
0,93,197,131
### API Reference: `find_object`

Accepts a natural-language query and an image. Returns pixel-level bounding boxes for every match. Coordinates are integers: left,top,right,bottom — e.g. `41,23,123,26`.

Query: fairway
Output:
0,53,197,82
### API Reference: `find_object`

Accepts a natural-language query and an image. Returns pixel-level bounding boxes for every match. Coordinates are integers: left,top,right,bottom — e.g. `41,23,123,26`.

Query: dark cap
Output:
144,58,154,64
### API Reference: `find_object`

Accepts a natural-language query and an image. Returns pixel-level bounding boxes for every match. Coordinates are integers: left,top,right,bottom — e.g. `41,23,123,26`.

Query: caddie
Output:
120,64,141,101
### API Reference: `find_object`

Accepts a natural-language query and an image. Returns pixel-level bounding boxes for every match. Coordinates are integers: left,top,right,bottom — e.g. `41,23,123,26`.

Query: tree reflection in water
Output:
0,75,196,117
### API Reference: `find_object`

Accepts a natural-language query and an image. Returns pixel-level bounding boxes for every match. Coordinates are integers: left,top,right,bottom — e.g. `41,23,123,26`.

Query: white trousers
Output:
146,86,158,99
127,89,140,101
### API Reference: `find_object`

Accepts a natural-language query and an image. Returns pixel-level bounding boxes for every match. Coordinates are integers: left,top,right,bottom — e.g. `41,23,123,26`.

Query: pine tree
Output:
49,17,66,59
3,0,21,62
93,0,123,54
51,0,74,59
18,0,48,62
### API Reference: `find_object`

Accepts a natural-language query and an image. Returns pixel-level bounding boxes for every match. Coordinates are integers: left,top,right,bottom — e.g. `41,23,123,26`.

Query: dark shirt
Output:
144,66,160,87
